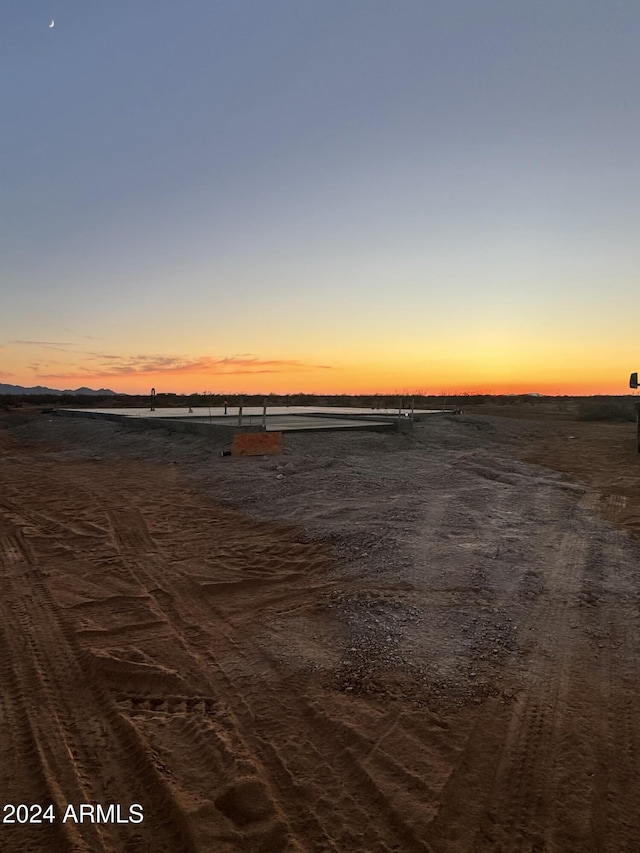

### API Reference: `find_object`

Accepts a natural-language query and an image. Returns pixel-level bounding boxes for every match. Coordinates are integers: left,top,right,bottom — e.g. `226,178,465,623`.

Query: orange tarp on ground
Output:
231,432,283,456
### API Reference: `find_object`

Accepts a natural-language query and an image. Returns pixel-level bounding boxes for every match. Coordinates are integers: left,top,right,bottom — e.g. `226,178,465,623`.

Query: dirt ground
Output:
2,406,640,852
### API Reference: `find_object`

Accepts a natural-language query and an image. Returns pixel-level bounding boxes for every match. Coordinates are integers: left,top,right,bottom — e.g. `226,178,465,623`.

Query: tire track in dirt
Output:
0,496,108,543
96,486,330,850
465,515,592,851
521,432,640,849
86,472,480,851
567,533,640,853
411,471,629,852
0,507,197,851
0,532,83,853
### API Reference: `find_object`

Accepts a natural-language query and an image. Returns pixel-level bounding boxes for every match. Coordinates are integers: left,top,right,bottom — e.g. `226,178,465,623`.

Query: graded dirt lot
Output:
2,406,640,852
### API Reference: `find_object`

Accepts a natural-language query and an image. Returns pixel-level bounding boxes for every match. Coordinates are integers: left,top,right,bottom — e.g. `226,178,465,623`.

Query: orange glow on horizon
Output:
85,377,632,398
8,347,634,398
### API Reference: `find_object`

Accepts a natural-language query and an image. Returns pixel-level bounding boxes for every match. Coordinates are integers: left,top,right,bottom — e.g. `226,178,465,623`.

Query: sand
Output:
1,407,640,851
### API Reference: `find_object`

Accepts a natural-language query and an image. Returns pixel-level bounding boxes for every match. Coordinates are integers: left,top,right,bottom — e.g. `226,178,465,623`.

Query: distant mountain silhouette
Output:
0,384,116,395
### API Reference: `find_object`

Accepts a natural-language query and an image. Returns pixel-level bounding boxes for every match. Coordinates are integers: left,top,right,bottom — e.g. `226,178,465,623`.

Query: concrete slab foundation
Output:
56,406,457,438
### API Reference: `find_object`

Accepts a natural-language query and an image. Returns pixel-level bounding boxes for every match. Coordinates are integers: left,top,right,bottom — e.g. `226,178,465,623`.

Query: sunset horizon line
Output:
1,381,636,399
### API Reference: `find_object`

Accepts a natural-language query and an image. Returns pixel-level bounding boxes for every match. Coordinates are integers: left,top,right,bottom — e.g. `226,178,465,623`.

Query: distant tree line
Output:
2,392,637,413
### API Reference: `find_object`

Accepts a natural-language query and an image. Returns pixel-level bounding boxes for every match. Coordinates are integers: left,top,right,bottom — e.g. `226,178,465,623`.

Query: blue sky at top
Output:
2,1,640,392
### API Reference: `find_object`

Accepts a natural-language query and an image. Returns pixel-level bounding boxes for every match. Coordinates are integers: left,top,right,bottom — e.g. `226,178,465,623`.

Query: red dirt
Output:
1,408,640,851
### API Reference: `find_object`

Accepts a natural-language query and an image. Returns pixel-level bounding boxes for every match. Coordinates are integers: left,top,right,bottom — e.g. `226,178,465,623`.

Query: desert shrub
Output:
577,401,637,421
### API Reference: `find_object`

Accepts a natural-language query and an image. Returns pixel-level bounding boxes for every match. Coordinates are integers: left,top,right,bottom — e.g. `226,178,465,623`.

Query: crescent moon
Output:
49,19,55,28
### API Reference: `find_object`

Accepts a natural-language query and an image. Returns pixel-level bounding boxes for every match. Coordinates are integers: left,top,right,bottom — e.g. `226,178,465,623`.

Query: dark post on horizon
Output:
150,387,156,412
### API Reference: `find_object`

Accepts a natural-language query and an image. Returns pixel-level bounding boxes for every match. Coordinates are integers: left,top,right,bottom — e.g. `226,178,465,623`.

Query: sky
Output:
2,1,640,395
